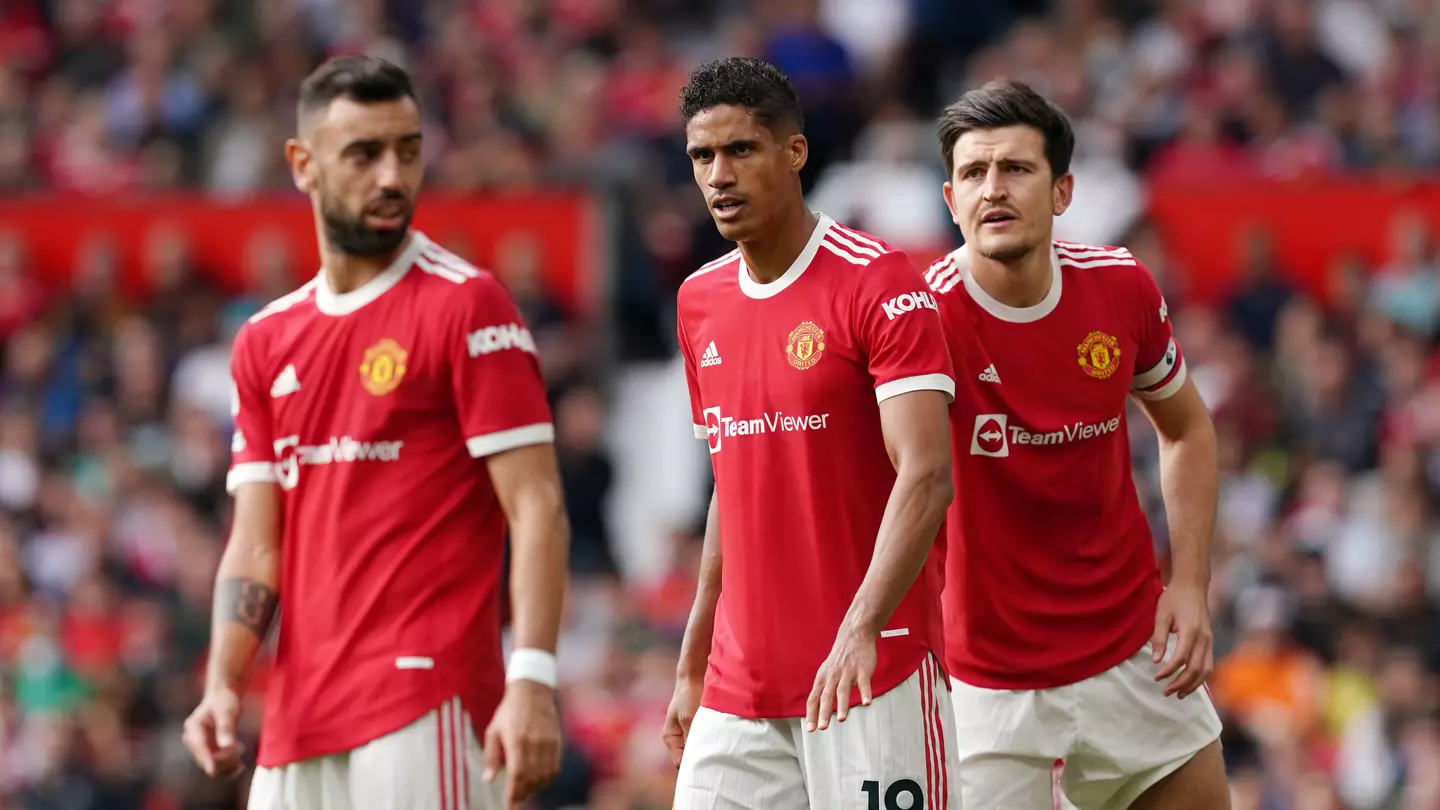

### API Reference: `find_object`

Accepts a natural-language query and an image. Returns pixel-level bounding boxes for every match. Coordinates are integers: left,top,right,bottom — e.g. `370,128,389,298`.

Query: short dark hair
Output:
298,56,418,122
937,78,1075,179
679,57,804,135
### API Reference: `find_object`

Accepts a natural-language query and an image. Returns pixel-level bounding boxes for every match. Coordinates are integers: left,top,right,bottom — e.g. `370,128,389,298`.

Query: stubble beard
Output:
320,194,412,258
975,236,1040,266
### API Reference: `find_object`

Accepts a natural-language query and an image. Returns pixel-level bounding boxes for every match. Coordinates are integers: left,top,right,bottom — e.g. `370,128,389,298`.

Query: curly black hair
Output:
678,57,804,135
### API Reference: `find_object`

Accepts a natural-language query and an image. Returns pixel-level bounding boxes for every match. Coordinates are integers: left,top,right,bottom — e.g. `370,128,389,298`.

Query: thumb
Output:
215,703,238,748
482,722,505,782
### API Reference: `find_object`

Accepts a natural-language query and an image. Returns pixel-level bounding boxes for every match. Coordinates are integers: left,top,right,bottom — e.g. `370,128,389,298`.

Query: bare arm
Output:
677,489,721,681
1137,378,1218,589
486,442,570,659
843,389,953,638
206,483,282,693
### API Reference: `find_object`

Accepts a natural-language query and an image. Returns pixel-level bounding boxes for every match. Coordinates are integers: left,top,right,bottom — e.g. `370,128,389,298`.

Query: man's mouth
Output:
365,200,408,228
981,210,1017,226
712,197,746,220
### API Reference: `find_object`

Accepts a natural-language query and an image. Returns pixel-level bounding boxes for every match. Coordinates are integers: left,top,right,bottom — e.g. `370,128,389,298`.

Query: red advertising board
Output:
1146,178,1440,304
0,192,602,314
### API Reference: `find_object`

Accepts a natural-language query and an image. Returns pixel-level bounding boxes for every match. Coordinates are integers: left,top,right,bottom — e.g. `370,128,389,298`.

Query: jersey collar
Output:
959,241,1063,323
314,232,428,316
737,213,833,300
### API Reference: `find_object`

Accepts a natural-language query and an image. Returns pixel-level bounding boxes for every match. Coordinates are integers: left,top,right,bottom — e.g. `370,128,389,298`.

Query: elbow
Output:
514,485,572,553
904,455,955,519
1163,412,1219,458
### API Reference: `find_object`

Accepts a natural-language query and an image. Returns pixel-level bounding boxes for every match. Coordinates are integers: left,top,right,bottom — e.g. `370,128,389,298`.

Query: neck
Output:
968,240,1053,309
739,207,818,284
318,230,410,295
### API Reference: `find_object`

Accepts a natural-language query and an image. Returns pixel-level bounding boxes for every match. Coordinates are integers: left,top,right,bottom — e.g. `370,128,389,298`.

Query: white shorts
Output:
247,696,503,810
674,655,959,810
949,643,1222,810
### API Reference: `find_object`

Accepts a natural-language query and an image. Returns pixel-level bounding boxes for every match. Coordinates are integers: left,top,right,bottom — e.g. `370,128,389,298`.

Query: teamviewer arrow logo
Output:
971,414,1009,457
703,407,723,455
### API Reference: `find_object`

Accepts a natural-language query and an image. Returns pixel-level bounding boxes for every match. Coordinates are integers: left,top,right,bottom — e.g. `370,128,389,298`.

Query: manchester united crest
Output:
785,321,826,370
359,338,408,396
1077,330,1121,380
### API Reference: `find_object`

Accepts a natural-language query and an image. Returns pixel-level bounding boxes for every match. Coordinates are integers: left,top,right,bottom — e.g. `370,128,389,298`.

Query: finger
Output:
546,736,563,780
213,739,246,772
506,738,534,807
183,719,216,776
483,723,505,782
662,716,686,767
214,703,238,749
1155,629,1194,683
815,675,838,731
835,671,854,723
805,670,826,732
1179,638,1216,699
858,667,873,707
508,761,528,807
1162,648,1197,697
1150,610,1172,663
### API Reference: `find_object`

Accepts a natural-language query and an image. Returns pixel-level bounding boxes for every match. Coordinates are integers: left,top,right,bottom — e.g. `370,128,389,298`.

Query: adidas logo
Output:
700,341,722,368
271,364,301,398
978,364,1001,384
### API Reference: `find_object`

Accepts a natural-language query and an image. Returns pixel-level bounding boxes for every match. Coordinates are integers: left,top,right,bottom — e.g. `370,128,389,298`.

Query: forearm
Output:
845,465,951,638
508,500,570,654
677,491,721,680
1157,422,1219,589
206,541,279,693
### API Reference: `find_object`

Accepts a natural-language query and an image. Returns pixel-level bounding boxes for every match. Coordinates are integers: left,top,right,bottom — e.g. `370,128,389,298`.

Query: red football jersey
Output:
927,240,1185,690
225,232,553,767
676,215,955,719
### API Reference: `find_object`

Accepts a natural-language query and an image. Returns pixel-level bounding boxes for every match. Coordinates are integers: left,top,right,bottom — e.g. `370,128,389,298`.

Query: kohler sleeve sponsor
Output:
881,291,938,321
467,323,537,356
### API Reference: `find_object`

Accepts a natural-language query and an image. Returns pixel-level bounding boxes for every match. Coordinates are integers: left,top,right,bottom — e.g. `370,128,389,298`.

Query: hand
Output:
662,673,704,768
805,627,877,732
482,679,563,807
182,686,246,779
1151,583,1214,699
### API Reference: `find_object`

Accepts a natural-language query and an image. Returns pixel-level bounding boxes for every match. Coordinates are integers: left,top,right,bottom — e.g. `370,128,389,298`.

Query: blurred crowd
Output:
1,0,1440,808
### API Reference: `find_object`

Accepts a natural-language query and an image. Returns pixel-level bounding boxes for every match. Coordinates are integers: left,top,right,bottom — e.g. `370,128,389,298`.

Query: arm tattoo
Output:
218,577,278,637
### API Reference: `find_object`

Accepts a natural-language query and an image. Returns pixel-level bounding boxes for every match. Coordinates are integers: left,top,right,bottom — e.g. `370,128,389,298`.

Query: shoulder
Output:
1053,240,1163,312
816,220,899,269
815,221,924,302
408,235,512,309
680,248,741,295
925,249,965,296
246,278,319,328
235,278,320,361
1053,240,1143,279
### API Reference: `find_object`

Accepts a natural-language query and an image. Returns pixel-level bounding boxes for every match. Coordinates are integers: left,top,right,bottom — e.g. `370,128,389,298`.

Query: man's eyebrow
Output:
687,138,760,157
957,156,1037,171
340,132,424,151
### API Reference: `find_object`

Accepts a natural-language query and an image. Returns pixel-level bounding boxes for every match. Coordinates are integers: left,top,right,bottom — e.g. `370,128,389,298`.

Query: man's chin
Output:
974,236,1039,265
712,215,754,244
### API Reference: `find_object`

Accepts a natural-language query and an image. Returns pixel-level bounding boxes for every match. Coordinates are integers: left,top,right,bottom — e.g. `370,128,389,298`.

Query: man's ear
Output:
1053,172,1074,217
787,133,809,175
285,139,314,194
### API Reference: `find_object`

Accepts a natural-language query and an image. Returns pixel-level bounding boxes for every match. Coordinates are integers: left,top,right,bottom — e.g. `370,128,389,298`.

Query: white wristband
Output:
506,648,557,688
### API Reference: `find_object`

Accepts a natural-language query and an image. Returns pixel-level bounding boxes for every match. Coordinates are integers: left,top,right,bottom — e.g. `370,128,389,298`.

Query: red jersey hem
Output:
256,693,450,768
946,620,1154,691
700,648,930,719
